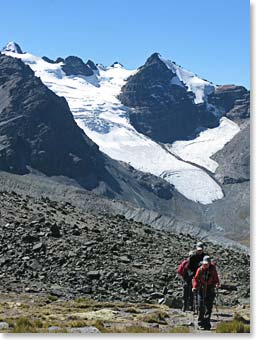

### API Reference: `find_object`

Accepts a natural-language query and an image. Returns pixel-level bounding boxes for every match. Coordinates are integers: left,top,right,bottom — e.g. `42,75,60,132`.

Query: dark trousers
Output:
183,276,193,311
198,285,215,327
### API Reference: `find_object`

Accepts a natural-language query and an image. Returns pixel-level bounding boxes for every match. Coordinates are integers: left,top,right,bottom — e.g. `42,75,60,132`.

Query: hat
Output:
196,241,204,250
202,255,211,264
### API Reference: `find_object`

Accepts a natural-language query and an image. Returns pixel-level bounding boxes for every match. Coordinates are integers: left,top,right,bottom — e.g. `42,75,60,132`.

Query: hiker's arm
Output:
192,268,200,290
213,268,220,287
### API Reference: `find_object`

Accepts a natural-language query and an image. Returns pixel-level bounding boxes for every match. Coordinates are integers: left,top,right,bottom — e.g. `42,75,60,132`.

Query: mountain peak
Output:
145,52,163,64
2,41,23,54
110,61,124,68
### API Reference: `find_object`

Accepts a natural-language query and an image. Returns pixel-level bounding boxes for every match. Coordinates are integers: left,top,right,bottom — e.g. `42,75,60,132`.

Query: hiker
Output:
177,251,194,311
192,255,220,330
184,241,206,311
178,242,206,312
187,242,206,275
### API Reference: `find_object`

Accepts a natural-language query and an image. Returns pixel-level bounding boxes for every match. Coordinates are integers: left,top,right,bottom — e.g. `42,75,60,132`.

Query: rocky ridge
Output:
119,53,250,143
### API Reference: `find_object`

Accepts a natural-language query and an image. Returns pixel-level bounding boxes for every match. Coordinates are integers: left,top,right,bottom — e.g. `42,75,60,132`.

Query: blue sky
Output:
1,0,249,87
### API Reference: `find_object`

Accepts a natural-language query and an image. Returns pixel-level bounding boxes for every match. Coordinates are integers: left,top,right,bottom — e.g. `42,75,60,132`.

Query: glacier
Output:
2,49,241,204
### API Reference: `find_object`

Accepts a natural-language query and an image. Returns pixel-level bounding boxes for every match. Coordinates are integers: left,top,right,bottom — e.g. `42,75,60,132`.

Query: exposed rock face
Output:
119,53,219,143
213,122,250,184
111,61,124,67
41,55,98,76
208,85,250,123
202,121,250,246
0,54,100,183
42,56,56,64
86,59,98,71
61,56,94,76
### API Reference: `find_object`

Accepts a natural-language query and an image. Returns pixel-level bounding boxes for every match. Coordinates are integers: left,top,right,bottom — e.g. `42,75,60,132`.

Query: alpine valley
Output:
0,41,250,333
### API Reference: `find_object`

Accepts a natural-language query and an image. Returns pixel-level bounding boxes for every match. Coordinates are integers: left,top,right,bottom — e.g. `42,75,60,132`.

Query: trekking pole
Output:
214,287,219,318
193,290,198,315
192,290,195,314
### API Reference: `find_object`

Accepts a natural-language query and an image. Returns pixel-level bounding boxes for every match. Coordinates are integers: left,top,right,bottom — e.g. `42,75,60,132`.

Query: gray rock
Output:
150,292,164,299
70,326,101,333
0,322,9,330
87,271,100,280
48,326,61,332
164,295,183,309
32,242,44,251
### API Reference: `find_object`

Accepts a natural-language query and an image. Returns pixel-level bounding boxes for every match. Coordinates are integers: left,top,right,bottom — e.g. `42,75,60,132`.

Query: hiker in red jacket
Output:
192,255,220,330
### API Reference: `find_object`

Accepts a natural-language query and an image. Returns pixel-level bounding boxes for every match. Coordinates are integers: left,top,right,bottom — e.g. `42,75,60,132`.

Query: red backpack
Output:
177,258,190,278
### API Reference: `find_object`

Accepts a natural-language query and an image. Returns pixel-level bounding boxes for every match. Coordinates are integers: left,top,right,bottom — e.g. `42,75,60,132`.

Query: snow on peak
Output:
110,61,124,68
2,41,23,54
159,55,215,104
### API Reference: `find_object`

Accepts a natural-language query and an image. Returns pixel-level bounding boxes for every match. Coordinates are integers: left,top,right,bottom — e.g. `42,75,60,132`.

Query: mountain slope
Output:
0,53,179,208
0,43,250,246
213,122,250,184
119,53,219,143
119,53,249,144
0,190,250,305
1,44,233,205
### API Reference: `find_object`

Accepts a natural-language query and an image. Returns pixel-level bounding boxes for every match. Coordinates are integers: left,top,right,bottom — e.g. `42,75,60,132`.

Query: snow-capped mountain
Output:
1,42,249,206
2,41,23,54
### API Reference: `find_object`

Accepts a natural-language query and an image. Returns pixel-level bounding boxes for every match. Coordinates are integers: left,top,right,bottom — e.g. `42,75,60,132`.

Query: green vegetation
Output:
47,295,58,302
11,317,41,333
169,326,190,333
110,325,160,333
216,314,250,333
137,310,169,324
123,306,141,314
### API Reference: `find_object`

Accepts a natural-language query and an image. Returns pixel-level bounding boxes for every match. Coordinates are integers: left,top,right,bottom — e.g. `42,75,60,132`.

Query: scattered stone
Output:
87,271,101,280
150,292,164,299
70,326,101,334
164,295,183,309
0,322,9,330
0,191,250,306
50,224,61,238
32,242,44,251
48,326,62,332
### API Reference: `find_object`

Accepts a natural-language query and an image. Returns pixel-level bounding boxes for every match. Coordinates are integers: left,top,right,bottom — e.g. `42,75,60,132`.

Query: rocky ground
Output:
0,191,250,307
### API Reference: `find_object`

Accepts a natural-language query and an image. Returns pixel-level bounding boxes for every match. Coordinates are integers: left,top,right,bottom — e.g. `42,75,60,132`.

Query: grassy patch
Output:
216,320,250,333
10,317,40,333
123,307,141,314
137,310,169,324
169,326,190,333
90,320,110,333
216,314,250,333
111,325,160,333
47,295,58,302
